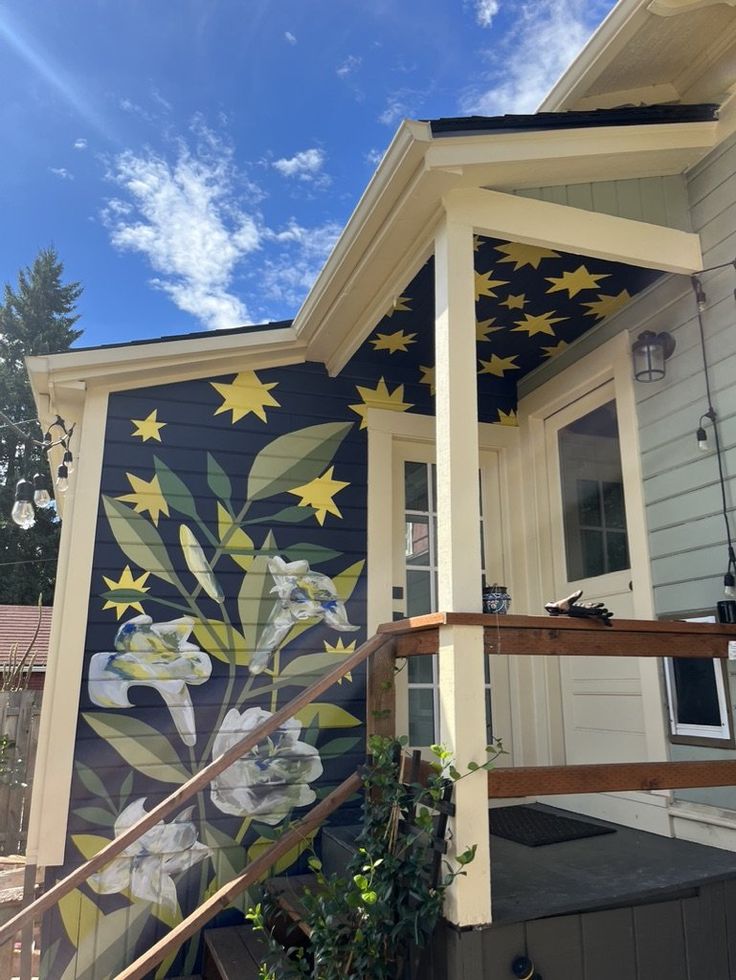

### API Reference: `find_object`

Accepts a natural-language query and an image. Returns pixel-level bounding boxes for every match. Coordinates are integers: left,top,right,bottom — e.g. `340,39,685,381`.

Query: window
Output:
664,616,733,746
558,400,629,581
403,461,492,745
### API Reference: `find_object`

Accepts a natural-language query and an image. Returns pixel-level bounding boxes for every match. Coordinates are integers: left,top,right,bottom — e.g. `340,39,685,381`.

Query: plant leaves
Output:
207,452,233,506
193,619,251,667
217,502,255,571
282,543,342,565
294,702,362,729
73,807,117,828
238,530,278,653
153,456,200,521
246,830,316,876
244,505,318,525
102,496,176,585
82,713,191,784
246,422,353,502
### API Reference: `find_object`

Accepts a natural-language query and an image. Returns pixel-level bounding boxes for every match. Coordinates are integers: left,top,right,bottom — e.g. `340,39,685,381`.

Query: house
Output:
0,605,53,692
15,0,736,976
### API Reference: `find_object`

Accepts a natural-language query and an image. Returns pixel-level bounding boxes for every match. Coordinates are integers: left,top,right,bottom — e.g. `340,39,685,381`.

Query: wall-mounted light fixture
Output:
631,330,676,383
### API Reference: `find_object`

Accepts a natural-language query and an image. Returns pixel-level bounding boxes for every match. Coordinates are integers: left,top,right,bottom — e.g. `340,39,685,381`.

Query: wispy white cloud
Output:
261,220,342,308
49,167,74,180
461,0,607,114
119,97,155,122
337,55,361,78
73,137,87,151
284,31,297,45
102,125,259,329
365,148,383,167
272,148,329,185
378,89,422,127
473,0,500,27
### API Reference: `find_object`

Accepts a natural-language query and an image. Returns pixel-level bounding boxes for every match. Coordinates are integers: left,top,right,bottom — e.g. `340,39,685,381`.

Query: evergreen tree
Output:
0,249,83,604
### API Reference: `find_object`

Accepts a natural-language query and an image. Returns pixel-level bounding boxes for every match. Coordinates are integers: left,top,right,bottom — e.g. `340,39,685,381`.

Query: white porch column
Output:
434,209,492,926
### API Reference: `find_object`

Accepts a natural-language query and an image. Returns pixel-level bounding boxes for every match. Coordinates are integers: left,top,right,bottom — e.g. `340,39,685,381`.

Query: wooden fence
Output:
0,691,42,856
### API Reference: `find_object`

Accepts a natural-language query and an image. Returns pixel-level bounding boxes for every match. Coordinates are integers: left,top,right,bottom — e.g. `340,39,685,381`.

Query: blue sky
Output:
0,0,615,347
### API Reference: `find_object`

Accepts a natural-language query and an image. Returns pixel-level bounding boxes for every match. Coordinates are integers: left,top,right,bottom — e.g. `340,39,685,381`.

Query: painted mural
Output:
40,236,661,978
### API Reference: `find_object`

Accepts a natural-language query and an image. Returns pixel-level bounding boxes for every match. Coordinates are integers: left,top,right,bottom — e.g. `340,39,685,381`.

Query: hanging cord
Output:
0,409,74,452
690,273,736,585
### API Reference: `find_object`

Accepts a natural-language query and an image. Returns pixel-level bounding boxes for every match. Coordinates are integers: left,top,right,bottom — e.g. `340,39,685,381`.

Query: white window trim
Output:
664,616,732,743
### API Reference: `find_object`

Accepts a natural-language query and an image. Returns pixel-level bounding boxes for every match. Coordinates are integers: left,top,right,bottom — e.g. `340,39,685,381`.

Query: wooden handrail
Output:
116,770,363,980
0,631,391,949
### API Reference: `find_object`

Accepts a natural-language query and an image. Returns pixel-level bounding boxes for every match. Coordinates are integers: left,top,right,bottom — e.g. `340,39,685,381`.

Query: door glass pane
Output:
406,570,432,617
406,517,430,566
404,461,429,511
558,400,630,582
673,660,722,727
408,689,436,746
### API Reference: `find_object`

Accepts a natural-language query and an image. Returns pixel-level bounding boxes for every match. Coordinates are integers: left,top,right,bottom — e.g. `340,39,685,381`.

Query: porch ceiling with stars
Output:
350,236,660,427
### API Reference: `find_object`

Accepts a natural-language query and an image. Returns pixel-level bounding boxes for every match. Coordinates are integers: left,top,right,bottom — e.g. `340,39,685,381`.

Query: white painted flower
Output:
89,798,211,917
210,707,323,824
250,556,359,674
88,615,212,746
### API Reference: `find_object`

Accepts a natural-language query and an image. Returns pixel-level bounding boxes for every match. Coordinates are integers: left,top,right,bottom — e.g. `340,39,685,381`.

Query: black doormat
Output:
490,805,616,847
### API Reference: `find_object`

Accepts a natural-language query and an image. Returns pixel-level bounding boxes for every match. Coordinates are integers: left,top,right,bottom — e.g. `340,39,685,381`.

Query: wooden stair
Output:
202,924,271,980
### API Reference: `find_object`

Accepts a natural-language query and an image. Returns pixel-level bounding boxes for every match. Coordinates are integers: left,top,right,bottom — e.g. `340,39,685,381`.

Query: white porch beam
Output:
434,211,492,926
445,187,703,275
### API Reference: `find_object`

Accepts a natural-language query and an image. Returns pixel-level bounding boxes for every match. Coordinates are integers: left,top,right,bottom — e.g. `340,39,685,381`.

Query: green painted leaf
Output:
75,761,113,807
319,736,361,756
334,559,365,603
60,901,150,980
282,652,352,677
238,530,278,653
100,588,149,604
102,496,176,584
39,938,60,979
82,713,190,784
283,543,342,565
245,505,318,525
246,831,316,876
246,422,353,501
193,619,251,666
294,702,362,729
207,452,233,505
72,807,117,828
217,503,255,571
202,822,251,913
119,769,134,808
153,456,200,520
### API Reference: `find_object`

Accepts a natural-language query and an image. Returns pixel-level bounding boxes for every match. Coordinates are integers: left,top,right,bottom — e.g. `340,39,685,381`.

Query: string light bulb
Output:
32,473,52,509
11,480,35,530
55,463,69,494
62,448,74,475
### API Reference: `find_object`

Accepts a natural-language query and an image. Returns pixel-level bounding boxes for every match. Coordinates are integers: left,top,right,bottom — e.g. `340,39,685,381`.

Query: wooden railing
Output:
5,612,736,979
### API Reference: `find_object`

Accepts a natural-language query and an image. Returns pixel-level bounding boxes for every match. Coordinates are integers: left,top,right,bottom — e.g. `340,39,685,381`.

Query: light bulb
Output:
697,426,709,451
62,449,74,475
11,500,35,530
56,463,69,493
725,572,736,598
33,489,51,508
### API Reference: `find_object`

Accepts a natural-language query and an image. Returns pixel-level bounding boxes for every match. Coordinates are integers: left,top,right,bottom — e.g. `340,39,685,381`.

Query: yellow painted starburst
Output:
349,378,413,429
496,408,518,427
130,410,167,443
117,473,170,526
476,318,503,343
494,242,560,270
478,354,520,378
370,329,417,354
386,295,412,316
541,340,570,359
473,234,483,252
500,293,526,311
419,365,436,395
102,565,150,619
546,265,610,298
211,371,280,423
583,289,632,320
288,466,350,526
475,270,509,301
324,638,357,684
512,310,567,337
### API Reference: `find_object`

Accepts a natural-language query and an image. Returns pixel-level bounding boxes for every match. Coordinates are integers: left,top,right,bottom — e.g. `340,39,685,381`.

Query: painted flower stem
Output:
235,816,252,845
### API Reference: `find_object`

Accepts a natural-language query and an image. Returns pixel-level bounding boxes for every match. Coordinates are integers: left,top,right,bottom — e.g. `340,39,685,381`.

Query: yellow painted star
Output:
478,354,520,378
386,295,412,316
541,340,570,359
473,234,483,252
324,638,357,684
102,565,151,619
494,242,560,270
117,473,170,526
512,310,567,337
419,365,436,395
211,371,280,423
288,466,350,526
496,408,518,427
500,293,526,311
349,378,413,429
475,270,509,301
476,318,503,343
370,329,417,354
130,410,167,443
546,265,610,298
583,289,632,320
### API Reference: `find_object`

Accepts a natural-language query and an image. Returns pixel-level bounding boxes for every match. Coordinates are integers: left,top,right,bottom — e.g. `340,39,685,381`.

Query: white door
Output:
545,381,648,767
392,439,513,762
